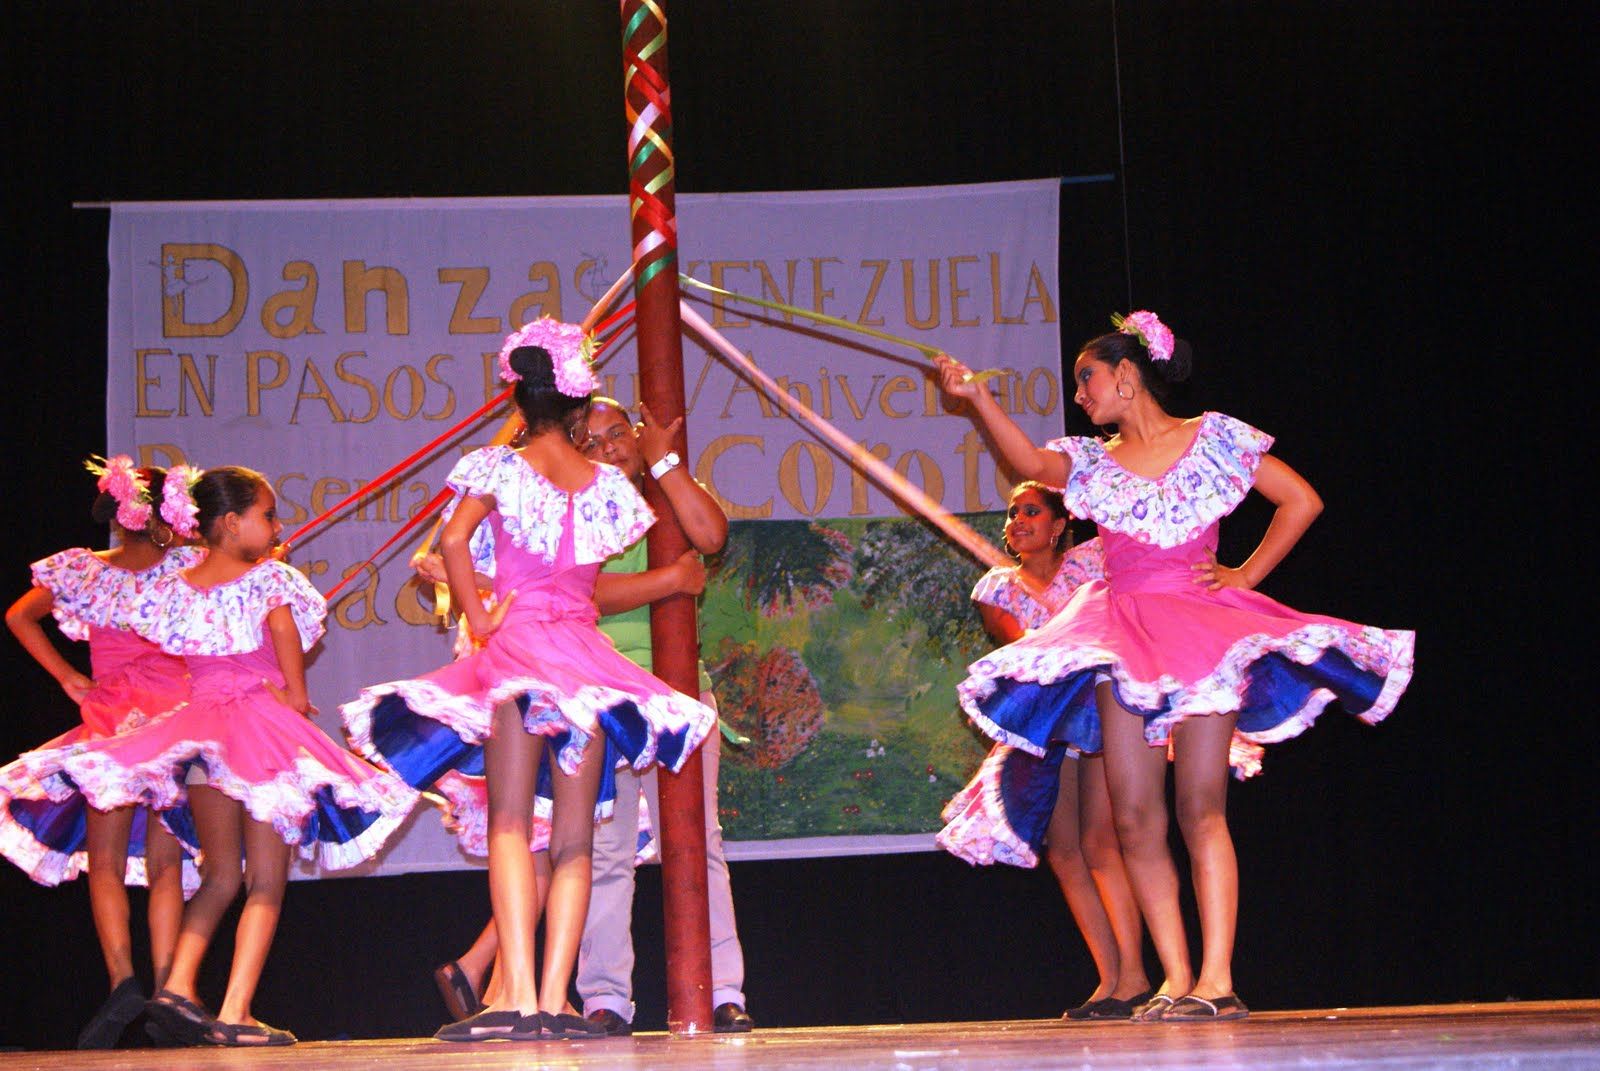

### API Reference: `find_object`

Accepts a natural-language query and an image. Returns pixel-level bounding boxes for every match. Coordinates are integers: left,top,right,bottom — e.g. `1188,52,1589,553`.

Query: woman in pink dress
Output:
21,465,419,1046
935,312,1413,1022
937,482,1152,1020
341,319,717,1042
0,459,196,1048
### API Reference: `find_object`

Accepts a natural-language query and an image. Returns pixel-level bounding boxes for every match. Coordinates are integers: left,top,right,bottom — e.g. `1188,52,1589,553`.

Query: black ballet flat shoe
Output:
1087,989,1155,1021
201,1020,297,1046
78,977,147,1049
585,1008,633,1037
1063,996,1108,1021
431,960,484,1022
713,1002,754,1033
543,1011,609,1039
434,1008,544,1042
145,990,213,1047
1163,993,1249,1022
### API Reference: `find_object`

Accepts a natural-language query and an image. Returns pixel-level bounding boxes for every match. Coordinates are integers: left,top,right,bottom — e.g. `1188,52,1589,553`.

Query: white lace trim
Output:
32,546,204,641
129,560,326,656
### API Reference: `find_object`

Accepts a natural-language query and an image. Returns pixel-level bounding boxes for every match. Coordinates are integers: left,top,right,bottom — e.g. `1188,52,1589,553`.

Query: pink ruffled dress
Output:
956,412,1414,796
339,447,717,849
12,560,418,870
0,546,203,889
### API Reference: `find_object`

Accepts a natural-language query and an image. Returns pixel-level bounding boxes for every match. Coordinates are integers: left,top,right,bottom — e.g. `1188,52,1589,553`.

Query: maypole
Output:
620,0,714,1035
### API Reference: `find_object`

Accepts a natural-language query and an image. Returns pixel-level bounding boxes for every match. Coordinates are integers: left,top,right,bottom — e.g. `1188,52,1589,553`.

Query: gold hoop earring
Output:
151,527,172,549
1116,382,1133,400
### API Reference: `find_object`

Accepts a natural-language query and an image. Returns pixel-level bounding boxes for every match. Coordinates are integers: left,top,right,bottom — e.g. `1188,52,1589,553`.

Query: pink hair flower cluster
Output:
160,464,204,539
497,317,601,398
84,454,152,531
1112,310,1175,363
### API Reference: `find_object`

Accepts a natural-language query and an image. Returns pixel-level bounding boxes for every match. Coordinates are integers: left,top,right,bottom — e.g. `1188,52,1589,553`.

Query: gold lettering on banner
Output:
894,449,945,504
440,268,500,334
848,441,893,514
289,360,348,424
857,260,889,327
1019,261,1058,323
697,435,771,519
310,477,350,516
902,259,939,330
246,351,290,416
709,261,750,329
810,258,841,315
395,575,442,625
332,564,387,630
956,428,993,512
424,353,457,420
175,353,217,417
879,375,917,418
509,262,560,326
295,559,330,586
989,252,1025,325
815,368,833,420
775,376,812,412
353,484,397,523
137,444,189,469
948,255,979,327
162,244,248,338
343,261,410,334
262,261,324,339
684,354,717,415
383,366,426,420
720,378,779,420
1024,368,1059,415
274,473,308,526
335,352,380,424
136,350,174,417
480,351,500,404
778,441,832,517
836,374,881,420
756,261,799,322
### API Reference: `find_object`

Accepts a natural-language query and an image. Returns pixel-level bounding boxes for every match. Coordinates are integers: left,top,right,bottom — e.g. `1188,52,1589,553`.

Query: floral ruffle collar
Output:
1046,412,1274,548
970,537,1105,629
445,446,654,566
130,559,327,657
31,545,205,642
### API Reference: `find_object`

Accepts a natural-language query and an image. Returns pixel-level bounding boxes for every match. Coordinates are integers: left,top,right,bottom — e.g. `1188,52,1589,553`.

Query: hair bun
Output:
1164,338,1194,383
509,345,556,387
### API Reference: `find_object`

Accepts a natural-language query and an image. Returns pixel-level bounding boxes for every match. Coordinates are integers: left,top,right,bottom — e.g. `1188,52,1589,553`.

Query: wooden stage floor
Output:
2,1001,1596,1070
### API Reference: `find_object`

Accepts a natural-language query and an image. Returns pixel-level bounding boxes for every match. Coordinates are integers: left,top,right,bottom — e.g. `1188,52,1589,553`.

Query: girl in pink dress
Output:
22,465,419,1046
935,313,1413,1022
0,459,197,1048
937,482,1153,1020
341,320,717,1042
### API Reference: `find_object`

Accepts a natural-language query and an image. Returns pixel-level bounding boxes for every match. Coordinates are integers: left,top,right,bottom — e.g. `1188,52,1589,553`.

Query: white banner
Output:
107,180,1062,875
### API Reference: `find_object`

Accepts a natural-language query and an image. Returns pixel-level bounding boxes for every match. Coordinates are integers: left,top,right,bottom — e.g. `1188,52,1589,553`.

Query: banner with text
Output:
107,180,1062,875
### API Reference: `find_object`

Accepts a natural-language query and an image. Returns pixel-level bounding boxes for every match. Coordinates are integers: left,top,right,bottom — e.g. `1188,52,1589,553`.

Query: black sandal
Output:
78,977,146,1049
432,960,484,1021
145,990,213,1047
434,1008,545,1042
202,1020,297,1046
1129,993,1176,1022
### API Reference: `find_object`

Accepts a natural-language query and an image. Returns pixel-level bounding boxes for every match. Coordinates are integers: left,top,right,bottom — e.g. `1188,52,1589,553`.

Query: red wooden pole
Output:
620,0,714,1036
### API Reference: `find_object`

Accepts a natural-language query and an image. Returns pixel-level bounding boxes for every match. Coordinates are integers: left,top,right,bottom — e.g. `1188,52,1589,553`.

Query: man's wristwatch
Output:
648,451,682,481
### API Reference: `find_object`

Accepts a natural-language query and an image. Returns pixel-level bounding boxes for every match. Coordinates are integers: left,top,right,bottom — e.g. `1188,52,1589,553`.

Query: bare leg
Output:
480,849,550,1009
1079,754,1151,1000
83,805,137,988
1043,756,1119,1004
1171,713,1239,1000
537,732,603,1016
213,815,290,1026
1099,683,1194,1000
142,813,185,990
163,786,244,1005
481,701,540,1015
455,918,499,998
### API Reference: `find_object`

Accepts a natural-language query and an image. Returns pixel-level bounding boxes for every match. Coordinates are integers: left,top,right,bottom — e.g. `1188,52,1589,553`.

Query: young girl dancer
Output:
935,313,1413,1021
341,319,717,1042
937,482,1153,1020
0,459,196,1048
15,465,419,1046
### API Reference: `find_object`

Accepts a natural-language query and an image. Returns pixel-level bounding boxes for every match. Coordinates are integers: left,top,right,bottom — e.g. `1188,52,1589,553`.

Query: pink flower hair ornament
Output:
1111,310,1175,363
84,454,153,531
497,317,601,398
160,464,204,539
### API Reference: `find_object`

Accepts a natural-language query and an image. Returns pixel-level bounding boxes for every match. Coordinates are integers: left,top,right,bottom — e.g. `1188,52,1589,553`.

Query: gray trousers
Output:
577,707,746,1020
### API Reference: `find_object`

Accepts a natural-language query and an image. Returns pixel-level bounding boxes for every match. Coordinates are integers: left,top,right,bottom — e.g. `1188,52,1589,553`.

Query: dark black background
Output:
2,2,1591,1050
